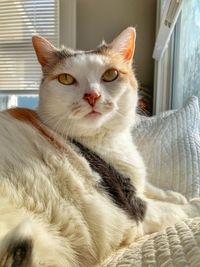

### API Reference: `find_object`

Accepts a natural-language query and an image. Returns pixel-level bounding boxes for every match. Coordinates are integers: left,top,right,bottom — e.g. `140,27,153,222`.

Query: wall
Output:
76,0,156,89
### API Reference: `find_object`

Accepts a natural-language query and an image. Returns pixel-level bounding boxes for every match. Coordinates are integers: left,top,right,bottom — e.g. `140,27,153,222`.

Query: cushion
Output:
101,217,200,267
132,96,200,199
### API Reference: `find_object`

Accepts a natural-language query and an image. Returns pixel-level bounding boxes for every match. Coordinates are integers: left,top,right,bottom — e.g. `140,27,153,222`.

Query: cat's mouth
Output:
85,110,102,118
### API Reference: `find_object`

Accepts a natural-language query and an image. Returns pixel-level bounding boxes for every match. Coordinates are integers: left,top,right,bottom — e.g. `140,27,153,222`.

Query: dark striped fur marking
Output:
72,139,146,222
7,239,33,267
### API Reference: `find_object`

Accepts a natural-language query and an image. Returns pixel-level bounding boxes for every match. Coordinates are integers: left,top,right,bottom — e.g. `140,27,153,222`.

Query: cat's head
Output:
32,27,138,138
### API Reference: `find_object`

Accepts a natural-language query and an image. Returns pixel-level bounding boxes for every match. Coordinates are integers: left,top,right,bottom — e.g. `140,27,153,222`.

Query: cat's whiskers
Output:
39,113,66,138
48,114,75,154
53,112,72,136
40,111,69,145
46,109,75,139
69,103,91,119
103,100,114,108
114,109,126,118
136,106,150,116
39,112,63,126
71,108,86,118
53,119,69,152
60,121,71,140
59,119,76,141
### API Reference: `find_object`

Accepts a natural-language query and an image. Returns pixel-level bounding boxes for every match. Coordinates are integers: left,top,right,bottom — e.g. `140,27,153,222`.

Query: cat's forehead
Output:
55,43,110,61
53,51,113,75
70,51,109,66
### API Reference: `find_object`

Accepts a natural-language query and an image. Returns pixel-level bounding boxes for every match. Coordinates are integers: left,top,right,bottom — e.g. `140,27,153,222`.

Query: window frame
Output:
153,0,181,114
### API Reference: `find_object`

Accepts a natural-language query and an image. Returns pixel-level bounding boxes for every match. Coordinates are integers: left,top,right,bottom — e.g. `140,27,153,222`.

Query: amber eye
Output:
102,69,119,82
57,73,76,85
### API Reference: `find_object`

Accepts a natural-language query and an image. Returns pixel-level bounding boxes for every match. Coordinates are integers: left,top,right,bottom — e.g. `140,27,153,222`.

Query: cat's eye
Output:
57,73,76,85
102,69,119,82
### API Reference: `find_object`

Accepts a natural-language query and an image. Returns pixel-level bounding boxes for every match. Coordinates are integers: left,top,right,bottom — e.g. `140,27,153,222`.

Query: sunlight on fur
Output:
0,27,200,267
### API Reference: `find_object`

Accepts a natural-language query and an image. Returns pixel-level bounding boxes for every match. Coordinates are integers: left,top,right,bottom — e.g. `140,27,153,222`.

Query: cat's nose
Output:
83,91,101,106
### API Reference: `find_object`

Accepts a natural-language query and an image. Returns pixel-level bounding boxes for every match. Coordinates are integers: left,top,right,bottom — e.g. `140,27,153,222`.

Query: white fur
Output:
0,30,200,266
0,112,141,266
38,53,137,138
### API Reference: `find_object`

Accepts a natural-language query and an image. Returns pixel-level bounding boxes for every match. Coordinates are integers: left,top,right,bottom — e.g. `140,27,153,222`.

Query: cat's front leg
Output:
144,182,188,204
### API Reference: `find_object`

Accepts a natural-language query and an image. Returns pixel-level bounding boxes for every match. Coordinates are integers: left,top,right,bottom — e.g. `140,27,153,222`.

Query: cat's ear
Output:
32,35,57,67
110,27,136,64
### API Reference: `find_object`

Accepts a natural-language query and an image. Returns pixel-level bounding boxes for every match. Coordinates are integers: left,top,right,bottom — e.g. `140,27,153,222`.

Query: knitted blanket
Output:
101,217,200,267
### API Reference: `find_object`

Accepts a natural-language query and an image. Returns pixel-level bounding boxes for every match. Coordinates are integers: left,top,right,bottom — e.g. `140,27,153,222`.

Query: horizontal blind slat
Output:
0,7,55,12
0,0,58,91
0,21,56,24
0,28,56,34
0,2,55,7
0,14,56,20
0,3,55,7
0,39,56,44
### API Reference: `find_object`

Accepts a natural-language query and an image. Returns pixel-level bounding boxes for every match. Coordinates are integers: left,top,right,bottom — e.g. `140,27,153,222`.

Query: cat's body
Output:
0,28,200,267
0,109,139,267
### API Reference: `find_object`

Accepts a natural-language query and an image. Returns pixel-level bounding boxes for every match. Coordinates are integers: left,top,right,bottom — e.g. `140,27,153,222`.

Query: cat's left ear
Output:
32,35,57,67
110,27,136,64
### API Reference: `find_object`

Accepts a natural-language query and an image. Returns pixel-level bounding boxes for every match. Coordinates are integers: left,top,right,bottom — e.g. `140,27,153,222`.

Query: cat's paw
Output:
164,190,188,205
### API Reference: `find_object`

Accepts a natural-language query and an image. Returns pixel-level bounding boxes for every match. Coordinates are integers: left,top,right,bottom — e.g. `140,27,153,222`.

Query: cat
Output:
0,27,200,267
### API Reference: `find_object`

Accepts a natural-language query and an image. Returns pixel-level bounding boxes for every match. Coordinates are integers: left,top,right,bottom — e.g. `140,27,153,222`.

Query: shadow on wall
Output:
76,0,157,90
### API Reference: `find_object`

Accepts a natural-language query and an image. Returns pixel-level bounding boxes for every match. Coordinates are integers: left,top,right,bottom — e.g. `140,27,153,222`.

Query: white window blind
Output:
0,0,59,92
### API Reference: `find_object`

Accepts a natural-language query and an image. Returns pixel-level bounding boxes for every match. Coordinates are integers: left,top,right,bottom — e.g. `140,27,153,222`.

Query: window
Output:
0,0,59,110
172,0,200,109
153,0,200,113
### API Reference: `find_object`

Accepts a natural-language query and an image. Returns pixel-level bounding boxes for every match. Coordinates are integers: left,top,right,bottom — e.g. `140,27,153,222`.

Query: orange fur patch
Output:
8,108,64,150
32,35,58,67
124,33,135,61
99,49,138,91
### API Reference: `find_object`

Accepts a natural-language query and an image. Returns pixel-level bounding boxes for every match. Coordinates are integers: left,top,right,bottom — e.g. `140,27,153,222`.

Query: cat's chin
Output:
74,111,112,133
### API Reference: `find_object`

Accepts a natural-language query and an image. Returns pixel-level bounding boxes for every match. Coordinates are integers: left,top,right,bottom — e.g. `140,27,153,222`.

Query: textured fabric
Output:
132,96,200,199
101,98,200,267
101,217,200,267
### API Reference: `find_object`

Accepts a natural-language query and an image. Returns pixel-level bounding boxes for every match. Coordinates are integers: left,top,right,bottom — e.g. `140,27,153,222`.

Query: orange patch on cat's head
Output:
110,27,136,64
95,27,138,91
97,47,138,92
124,30,135,61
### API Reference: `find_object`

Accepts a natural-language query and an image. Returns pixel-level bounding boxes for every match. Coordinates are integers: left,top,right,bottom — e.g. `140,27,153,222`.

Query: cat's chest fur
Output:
0,109,145,213
77,133,146,191
0,110,143,260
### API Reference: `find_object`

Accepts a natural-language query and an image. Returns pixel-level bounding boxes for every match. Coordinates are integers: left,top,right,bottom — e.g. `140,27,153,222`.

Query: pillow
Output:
132,96,200,199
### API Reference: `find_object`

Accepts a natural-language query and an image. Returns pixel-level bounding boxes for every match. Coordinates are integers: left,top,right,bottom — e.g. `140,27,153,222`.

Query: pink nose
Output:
83,91,101,106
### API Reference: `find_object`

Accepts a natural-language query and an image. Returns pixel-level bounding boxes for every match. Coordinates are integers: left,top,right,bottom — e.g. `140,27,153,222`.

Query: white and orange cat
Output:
0,27,200,267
